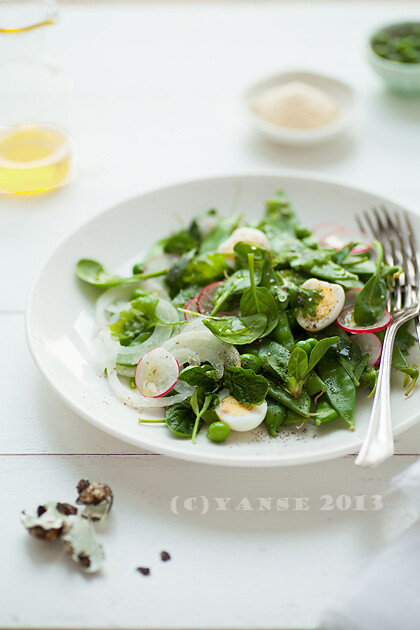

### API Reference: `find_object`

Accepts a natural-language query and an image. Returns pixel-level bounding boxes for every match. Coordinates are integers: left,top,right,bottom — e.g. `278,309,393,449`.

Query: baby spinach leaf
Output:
222,365,269,405
203,314,268,345
354,241,387,326
165,250,195,298
239,254,279,336
233,242,269,273
264,397,287,436
165,402,197,437
178,365,218,392
241,339,290,382
76,259,168,288
183,253,228,285
164,230,199,255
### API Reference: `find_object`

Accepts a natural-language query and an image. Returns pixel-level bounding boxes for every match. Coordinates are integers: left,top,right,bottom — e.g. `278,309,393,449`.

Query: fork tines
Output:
356,206,419,313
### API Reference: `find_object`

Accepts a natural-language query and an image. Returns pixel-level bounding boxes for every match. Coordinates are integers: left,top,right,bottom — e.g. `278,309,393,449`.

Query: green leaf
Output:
316,356,356,428
165,250,195,298
165,402,197,437
266,378,312,418
222,365,269,405
164,229,198,255
130,291,159,320
354,241,387,326
178,365,218,392
239,253,279,337
287,347,308,397
203,314,268,345
75,259,168,288
395,321,417,356
307,336,340,373
183,253,228,285
109,310,153,345
241,339,290,383
233,242,269,272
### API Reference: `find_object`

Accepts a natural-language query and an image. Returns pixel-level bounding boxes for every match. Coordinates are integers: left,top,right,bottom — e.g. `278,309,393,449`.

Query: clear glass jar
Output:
0,0,76,193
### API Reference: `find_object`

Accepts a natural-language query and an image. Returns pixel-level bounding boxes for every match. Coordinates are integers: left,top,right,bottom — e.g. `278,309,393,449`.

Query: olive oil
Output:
0,124,75,193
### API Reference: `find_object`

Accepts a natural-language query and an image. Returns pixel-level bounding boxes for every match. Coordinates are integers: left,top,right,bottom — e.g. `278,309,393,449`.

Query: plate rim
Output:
25,169,420,466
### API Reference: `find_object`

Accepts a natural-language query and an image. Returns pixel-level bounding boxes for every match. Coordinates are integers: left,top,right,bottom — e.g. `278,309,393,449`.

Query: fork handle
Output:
355,323,397,467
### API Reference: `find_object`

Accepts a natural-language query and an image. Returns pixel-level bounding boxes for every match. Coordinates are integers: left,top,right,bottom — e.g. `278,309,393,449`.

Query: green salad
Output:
76,190,418,444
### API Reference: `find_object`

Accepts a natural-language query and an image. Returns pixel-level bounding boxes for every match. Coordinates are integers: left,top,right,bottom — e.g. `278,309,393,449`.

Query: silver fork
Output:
354,207,420,467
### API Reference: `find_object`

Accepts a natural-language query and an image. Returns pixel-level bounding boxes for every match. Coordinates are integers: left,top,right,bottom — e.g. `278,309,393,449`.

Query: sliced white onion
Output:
107,362,193,408
163,329,240,378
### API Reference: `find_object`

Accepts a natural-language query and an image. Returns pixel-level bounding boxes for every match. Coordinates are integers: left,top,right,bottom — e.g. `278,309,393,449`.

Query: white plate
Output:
243,70,358,146
26,172,420,467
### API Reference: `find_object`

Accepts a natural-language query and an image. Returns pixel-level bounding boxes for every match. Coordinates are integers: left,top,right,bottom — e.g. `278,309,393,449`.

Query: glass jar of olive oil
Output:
0,0,76,193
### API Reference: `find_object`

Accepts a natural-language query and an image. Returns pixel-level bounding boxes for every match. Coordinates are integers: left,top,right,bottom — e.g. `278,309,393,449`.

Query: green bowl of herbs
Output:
368,22,420,94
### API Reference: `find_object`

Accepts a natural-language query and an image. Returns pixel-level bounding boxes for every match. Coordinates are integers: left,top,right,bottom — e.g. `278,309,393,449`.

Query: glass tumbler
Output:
0,0,76,194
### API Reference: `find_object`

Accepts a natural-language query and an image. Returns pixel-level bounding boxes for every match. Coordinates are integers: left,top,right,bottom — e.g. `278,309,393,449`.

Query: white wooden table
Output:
2,2,420,628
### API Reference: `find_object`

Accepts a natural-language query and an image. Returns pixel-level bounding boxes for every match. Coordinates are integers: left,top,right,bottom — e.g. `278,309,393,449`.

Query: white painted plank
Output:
2,313,420,456
0,454,416,629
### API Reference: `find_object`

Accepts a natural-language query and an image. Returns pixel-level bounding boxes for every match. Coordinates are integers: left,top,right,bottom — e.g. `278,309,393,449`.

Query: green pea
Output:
240,353,261,372
132,263,144,275
207,421,231,443
306,337,318,350
130,378,137,390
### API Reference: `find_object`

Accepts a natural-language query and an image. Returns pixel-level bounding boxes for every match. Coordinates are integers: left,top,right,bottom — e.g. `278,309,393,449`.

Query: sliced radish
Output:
344,288,362,308
143,254,180,275
197,281,224,314
184,297,199,321
320,229,371,255
135,347,180,398
311,221,345,241
337,306,392,334
351,333,382,366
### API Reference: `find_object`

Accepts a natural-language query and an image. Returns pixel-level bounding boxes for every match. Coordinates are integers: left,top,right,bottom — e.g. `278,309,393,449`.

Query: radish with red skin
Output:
311,221,345,242
135,347,180,398
351,333,382,366
197,281,224,314
337,306,392,334
184,297,199,321
344,288,362,308
320,228,371,255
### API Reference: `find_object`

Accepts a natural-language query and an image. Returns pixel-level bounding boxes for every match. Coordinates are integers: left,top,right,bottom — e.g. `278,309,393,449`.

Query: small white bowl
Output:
243,70,358,146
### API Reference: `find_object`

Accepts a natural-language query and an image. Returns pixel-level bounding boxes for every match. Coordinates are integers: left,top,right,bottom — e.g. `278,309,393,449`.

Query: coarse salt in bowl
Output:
243,70,358,146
